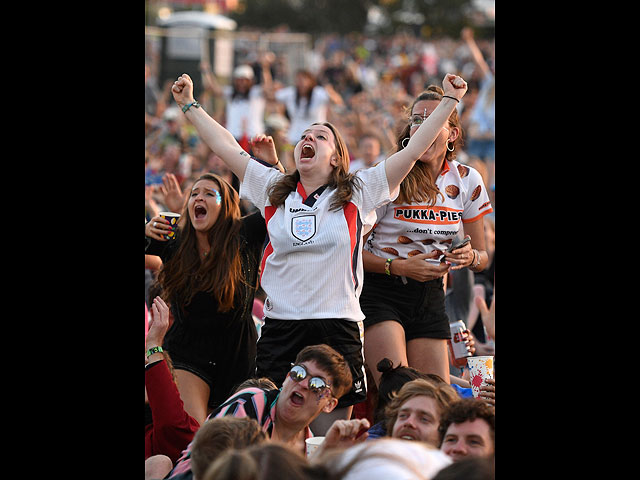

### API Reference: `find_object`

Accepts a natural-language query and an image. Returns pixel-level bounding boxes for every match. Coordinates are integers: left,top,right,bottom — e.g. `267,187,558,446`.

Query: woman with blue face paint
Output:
145,173,268,425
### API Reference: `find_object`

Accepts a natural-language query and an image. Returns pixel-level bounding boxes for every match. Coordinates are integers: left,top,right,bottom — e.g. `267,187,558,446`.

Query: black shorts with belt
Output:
359,272,450,340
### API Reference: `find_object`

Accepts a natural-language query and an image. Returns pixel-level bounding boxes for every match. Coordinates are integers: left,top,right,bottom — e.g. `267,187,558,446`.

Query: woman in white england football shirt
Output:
170,72,468,433
360,85,493,388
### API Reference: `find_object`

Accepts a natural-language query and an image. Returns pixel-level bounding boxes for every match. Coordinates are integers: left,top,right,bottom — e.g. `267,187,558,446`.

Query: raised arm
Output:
199,60,224,98
172,74,250,182
383,73,467,193
461,27,491,79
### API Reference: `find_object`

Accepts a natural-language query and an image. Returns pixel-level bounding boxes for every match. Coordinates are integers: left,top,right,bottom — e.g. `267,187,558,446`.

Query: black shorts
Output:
163,313,257,410
360,272,450,340
256,318,366,408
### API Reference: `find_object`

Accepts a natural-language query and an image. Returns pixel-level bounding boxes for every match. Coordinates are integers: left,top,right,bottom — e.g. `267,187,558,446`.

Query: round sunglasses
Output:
288,364,333,397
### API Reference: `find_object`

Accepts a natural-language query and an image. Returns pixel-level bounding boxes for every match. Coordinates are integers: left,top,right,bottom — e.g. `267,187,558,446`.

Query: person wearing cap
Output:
200,59,272,144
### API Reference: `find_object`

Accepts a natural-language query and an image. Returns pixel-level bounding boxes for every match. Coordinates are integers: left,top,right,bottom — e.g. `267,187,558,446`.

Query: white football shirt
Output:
240,159,395,321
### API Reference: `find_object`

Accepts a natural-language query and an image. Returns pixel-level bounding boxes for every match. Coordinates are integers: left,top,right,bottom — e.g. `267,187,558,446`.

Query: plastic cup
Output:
466,356,494,398
159,212,180,240
305,436,325,457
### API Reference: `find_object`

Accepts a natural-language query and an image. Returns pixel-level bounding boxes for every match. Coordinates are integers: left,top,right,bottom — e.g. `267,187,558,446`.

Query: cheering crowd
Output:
146,26,495,480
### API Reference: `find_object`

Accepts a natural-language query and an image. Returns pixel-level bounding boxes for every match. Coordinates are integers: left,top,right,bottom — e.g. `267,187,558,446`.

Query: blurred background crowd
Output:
145,0,494,218
145,0,495,341
145,1,495,477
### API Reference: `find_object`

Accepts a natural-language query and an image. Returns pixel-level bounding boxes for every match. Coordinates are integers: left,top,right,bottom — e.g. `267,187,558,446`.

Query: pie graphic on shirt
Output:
445,185,459,199
397,235,413,244
470,185,482,201
381,247,399,256
457,164,469,178
407,249,422,257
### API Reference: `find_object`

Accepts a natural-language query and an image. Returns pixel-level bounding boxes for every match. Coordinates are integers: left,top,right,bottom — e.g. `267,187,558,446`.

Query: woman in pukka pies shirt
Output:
170,72,467,434
360,85,493,388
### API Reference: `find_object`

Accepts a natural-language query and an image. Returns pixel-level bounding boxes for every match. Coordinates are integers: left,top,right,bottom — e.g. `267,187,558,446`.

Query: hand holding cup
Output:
146,213,179,242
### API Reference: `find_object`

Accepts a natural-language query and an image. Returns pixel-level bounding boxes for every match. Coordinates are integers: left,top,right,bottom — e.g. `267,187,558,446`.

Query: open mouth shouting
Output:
289,390,306,407
300,143,315,160
194,204,207,220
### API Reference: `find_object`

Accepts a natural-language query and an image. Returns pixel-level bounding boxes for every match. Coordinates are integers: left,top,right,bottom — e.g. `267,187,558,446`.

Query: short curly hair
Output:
437,398,495,448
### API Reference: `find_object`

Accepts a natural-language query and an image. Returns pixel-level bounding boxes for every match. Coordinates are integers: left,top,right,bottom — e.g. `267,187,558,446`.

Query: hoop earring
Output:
401,137,410,149
446,141,455,152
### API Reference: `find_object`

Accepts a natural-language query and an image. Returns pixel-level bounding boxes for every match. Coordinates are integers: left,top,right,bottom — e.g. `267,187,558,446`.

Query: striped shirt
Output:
167,387,308,479
240,159,394,322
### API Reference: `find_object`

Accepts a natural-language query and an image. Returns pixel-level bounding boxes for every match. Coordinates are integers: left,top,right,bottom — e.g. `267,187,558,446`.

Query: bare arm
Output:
383,74,467,192
461,27,491,79
363,248,449,282
361,231,450,281
441,219,489,272
171,74,250,182
259,52,274,96
199,60,224,97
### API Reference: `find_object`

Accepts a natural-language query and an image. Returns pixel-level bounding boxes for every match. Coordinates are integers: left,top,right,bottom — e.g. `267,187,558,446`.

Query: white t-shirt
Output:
240,159,396,321
223,84,265,140
365,160,493,262
274,85,330,145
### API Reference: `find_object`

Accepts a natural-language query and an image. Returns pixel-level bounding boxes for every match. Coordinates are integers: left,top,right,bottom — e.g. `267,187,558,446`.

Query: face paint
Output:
206,188,222,205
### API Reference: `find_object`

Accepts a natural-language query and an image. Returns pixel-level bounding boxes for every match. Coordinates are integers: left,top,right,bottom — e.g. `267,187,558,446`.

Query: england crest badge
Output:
291,215,316,242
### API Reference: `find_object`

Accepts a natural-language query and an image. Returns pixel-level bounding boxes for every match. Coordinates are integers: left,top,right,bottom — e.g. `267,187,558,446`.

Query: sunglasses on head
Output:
288,364,333,397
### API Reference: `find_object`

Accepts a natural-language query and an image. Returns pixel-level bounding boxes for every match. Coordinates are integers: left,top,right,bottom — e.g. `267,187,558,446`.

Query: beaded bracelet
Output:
384,258,394,276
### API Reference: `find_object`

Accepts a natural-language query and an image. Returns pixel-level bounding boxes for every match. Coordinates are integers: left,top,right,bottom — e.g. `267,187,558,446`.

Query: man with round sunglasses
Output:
165,344,366,479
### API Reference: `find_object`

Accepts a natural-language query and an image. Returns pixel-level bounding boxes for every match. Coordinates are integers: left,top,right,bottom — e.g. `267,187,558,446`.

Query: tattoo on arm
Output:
239,151,249,157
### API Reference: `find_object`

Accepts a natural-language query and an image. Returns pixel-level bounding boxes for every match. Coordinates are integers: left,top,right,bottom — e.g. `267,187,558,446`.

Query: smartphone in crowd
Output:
440,235,471,263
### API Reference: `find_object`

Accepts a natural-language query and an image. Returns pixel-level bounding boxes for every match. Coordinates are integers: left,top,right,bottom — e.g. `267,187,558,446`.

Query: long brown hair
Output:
395,85,463,205
267,121,361,211
158,173,246,312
